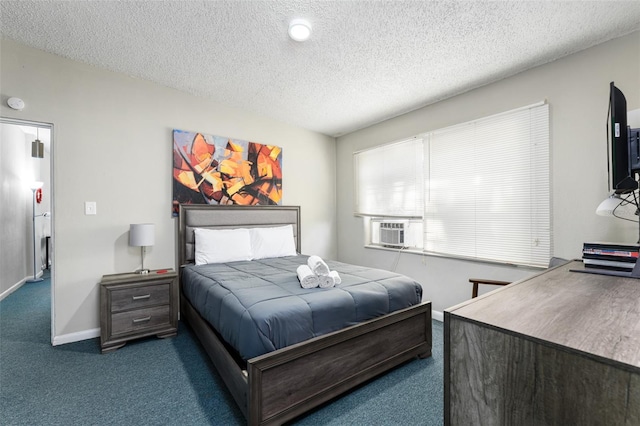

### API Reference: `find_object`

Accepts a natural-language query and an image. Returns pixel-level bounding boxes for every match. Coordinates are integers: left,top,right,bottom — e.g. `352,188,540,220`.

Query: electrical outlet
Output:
85,201,97,215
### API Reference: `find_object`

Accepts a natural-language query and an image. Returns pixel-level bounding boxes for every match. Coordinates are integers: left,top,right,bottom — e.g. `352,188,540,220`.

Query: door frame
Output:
1,117,55,344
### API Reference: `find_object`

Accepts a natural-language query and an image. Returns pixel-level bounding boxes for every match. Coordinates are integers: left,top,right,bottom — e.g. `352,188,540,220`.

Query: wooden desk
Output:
445,260,640,425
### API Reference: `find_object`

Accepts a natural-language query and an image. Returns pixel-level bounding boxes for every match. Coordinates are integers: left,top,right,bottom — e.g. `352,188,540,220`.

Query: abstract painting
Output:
172,129,282,216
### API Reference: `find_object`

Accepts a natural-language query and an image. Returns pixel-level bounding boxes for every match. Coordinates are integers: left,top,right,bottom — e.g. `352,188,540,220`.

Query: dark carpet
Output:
0,273,443,425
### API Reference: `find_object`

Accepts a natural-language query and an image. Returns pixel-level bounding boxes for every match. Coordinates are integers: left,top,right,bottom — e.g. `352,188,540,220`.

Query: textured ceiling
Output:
1,1,640,137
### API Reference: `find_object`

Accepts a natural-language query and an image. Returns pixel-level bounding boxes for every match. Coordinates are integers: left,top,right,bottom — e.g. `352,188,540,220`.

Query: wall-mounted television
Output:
609,82,640,194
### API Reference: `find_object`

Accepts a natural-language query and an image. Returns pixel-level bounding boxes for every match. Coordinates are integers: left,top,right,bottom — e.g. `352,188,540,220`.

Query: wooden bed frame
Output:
178,204,432,425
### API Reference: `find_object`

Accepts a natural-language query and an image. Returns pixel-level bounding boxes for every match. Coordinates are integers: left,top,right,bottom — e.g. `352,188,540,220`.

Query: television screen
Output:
609,82,637,194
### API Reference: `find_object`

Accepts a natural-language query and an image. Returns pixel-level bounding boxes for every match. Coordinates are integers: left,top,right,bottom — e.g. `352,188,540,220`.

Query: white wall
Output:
336,31,640,315
0,38,337,342
0,124,30,294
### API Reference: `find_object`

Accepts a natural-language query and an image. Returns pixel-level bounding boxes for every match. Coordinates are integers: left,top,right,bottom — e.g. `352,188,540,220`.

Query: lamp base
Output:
26,277,44,283
135,269,150,275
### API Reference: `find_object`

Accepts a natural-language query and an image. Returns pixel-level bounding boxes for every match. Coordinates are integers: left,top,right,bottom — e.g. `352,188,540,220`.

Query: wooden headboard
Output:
178,204,301,266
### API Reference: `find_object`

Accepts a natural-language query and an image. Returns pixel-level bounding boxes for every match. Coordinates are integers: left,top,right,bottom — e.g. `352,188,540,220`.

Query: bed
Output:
178,204,432,425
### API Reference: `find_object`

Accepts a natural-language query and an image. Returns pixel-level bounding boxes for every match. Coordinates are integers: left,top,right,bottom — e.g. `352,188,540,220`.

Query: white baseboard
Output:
0,278,26,301
1,270,46,301
52,327,100,346
432,310,443,322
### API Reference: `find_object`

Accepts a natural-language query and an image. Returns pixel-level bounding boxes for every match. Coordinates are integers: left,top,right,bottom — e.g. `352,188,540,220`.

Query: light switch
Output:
85,201,97,215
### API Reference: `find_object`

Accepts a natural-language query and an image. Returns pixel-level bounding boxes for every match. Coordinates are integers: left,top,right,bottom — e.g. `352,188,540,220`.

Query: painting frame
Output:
172,129,282,216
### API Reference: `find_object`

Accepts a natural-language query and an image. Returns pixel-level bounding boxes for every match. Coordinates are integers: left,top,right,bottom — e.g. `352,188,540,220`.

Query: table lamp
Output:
129,223,155,274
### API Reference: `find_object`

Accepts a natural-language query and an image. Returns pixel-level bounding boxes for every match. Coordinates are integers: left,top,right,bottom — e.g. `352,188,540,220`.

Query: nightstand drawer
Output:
110,283,170,312
111,305,171,335
100,269,178,353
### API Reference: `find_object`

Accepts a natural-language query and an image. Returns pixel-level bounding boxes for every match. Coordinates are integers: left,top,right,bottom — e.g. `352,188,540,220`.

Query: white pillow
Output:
194,227,253,265
250,225,297,260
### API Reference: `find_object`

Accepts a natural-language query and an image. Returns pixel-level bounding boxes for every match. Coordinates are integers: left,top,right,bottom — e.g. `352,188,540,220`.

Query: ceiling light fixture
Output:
32,127,44,159
288,19,311,42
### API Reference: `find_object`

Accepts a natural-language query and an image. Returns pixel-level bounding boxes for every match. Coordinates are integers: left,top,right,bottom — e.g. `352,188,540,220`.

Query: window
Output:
354,138,424,250
424,103,550,266
354,138,423,218
354,103,551,267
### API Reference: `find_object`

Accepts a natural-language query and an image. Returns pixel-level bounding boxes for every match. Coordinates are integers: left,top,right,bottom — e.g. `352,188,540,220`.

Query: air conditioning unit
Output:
380,221,405,247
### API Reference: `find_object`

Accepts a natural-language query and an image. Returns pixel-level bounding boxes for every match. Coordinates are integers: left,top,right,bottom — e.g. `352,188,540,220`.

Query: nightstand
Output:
100,269,178,353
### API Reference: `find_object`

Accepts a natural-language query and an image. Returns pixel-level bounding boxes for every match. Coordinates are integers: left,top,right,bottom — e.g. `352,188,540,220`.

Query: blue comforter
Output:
181,255,423,360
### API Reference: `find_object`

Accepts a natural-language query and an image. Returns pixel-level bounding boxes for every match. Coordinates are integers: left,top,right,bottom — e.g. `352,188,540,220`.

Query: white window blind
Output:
354,138,423,217
424,103,551,267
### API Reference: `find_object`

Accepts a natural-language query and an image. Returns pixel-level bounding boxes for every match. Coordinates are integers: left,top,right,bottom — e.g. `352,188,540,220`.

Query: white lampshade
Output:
129,223,155,247
596,194,638,220
596,195,621,216
29,181,44,190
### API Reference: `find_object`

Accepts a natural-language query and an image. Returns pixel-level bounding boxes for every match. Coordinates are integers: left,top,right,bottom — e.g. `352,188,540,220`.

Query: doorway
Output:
0,117,54,343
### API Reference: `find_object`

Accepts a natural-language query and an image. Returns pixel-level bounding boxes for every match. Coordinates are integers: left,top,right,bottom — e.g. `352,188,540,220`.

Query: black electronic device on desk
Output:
571,242,640,279
603,82,640,243
578,81,640,280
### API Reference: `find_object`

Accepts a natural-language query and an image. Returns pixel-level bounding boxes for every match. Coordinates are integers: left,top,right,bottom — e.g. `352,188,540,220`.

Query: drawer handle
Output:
132,294,151,301
132,316,151,324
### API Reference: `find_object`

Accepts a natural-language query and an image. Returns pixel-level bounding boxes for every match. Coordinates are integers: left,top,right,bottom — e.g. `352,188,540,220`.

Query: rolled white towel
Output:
308,255,330,276
318,275,335,288
329,270,341,285
297,265,319,289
